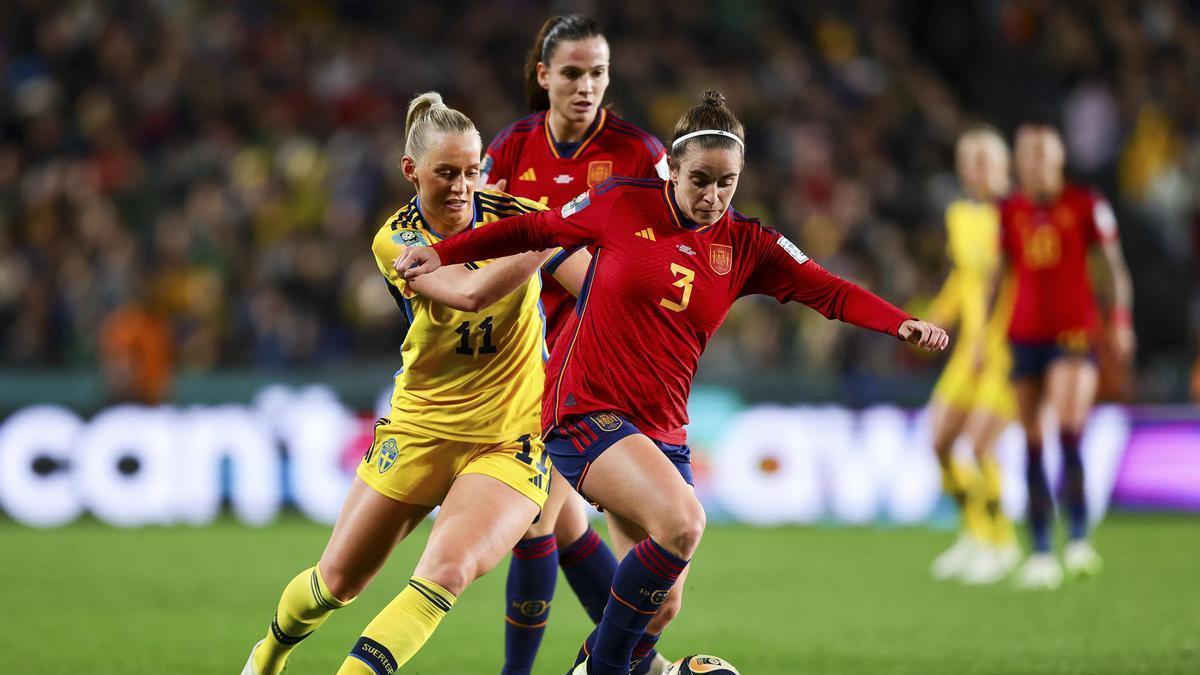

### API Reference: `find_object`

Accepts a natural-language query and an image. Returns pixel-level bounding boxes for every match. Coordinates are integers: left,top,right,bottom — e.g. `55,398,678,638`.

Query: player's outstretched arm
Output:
548,248,592,297
400,249,552,312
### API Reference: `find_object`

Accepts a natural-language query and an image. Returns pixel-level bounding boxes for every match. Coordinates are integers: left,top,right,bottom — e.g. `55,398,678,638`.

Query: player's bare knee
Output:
416,556,477,597
659,499,706,559
523,515,555,540
318,565,366,603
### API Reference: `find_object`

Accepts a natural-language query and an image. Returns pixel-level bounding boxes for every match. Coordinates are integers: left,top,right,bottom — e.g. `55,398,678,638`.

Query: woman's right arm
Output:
397,189,608,279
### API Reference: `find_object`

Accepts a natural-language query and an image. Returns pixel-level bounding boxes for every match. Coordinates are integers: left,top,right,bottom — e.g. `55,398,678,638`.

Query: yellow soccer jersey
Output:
928,198,1014,354
371,190,549,443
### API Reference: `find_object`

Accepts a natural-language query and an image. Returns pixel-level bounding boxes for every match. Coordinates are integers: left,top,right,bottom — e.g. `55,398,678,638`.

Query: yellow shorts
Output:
932,349,1016,420
357,419,551,508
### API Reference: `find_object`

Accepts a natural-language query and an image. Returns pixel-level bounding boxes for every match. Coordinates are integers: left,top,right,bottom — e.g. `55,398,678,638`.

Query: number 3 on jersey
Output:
659,263,695,313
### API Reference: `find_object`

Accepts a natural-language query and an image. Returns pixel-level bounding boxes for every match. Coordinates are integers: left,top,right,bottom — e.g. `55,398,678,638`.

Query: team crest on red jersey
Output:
587,160,613,187
709,244,733,275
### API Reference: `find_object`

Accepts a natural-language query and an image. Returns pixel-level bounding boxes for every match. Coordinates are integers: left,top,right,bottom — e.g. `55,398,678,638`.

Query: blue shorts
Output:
545,412,693,501
1011,339,1095,379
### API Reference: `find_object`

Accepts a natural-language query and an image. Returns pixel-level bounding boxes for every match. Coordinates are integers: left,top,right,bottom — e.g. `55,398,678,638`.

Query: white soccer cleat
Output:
240,640,264,675
1013,553,1064,590
930,535,982,581
570,658,590,675
646,653,673,675
1063,540,1103,580
960,544,1021,586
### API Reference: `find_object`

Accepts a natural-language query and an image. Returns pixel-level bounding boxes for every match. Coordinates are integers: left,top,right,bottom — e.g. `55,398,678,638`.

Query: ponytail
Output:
404,91,479,161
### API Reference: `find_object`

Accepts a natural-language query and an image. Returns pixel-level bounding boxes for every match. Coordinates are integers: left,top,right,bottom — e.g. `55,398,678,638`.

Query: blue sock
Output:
587,538,687,675
559,528,618,624
1060,431,1088,541
629,632,662,675
1025,441,1053,553
503,534,557,675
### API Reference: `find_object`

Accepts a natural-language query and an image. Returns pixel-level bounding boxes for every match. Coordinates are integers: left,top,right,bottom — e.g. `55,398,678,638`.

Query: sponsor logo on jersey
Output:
564,393,577,407
587,160,613,187
553,173,574,185
709,243,733,275
776,236,809,264
377,438,399,474
561,192,590,218
677,244,696,256
393,229,429,247
519,167,537,181
635,228,657,241
590,412,623,432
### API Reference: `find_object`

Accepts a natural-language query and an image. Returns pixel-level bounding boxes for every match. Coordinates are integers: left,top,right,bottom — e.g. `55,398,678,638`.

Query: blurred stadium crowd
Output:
0,0,1196,403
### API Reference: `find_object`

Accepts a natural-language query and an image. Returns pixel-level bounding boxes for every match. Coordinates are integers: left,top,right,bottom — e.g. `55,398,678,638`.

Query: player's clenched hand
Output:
393,246,442,280
898,319,949,351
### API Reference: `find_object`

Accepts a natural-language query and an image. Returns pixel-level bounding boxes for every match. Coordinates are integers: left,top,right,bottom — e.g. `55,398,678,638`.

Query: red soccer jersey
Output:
433,178,912,445
999,184,1119,344
482,109,668,348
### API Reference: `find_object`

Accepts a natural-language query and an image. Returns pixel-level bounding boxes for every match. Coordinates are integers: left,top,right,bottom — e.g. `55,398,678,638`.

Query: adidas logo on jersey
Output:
635,228,657,241
519,168,537,181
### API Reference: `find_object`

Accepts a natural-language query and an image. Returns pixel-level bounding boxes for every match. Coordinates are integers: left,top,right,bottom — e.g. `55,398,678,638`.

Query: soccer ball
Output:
662,654,741,674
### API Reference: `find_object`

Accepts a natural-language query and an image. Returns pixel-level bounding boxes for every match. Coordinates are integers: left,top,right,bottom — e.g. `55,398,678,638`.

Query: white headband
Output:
671,129,744,150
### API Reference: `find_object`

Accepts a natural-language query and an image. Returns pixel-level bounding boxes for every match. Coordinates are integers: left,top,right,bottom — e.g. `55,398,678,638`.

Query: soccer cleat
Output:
569,657,590,675
1063,540,1103,580
240,640,264,675
930,535,982,581
646,653,673,675
960,543,1021,586
1013,553,1064,590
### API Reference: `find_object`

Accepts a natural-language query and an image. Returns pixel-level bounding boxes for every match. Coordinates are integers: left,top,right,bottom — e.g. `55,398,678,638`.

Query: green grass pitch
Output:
1,514,1196,674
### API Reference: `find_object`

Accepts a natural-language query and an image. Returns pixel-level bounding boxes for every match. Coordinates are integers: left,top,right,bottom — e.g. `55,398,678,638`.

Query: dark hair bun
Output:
701,90,726,108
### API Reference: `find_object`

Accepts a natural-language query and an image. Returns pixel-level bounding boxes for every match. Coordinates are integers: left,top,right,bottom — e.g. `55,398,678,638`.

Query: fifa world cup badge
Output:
709,244,733,275
377,438,399,473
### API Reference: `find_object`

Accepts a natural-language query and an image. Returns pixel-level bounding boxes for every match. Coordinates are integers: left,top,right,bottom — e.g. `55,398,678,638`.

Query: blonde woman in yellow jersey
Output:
926,126,1021,585
241,92,589,675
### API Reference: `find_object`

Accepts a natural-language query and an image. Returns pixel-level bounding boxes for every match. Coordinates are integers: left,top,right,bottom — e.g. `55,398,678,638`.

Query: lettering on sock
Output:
349,637,398,675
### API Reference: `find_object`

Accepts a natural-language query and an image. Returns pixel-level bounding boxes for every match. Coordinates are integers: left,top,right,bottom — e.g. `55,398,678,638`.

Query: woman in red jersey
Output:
398,91,947,675
481,14,673,675
996,124,1134,591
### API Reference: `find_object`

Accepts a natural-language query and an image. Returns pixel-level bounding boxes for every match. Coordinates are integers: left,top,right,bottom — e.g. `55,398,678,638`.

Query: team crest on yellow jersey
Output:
587,160,613,187
709,244,733,275
377,438,399,473
590,412,623,432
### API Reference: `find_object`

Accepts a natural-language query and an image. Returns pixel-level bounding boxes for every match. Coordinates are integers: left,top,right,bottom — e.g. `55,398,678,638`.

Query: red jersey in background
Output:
482,109,668,347
999,184,1119,345
434,178,912,445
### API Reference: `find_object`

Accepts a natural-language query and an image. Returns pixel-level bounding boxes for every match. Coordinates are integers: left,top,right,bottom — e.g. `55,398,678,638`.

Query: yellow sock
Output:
338,577,457,674
253,566,351,675
978,456,1017,547
940,459,989,541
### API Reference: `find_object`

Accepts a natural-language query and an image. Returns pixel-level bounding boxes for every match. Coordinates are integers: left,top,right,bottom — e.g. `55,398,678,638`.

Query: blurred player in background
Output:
925,127,1021,585
241,92,588,675
396,90,948,675
995,124,1135,590
480,14,672,675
